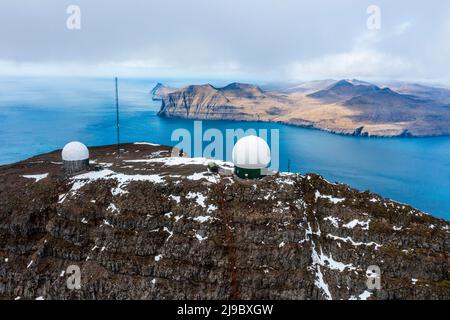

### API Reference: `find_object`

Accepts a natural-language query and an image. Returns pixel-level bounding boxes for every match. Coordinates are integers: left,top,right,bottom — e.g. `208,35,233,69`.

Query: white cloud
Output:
394,21,413,35
288,49,412,81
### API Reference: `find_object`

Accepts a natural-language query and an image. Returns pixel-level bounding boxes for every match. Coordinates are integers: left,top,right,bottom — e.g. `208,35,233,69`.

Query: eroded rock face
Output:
0,143,448,300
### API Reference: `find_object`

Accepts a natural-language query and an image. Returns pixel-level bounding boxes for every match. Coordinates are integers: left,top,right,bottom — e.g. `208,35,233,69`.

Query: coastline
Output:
157,113,450,139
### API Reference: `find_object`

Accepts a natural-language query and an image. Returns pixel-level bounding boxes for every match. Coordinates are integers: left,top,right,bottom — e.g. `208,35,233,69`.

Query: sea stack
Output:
232,135,271,179
62,141,89,175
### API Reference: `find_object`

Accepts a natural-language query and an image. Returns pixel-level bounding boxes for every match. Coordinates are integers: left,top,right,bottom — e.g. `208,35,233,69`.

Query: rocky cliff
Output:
157,80,450,137
150,83,177,101
0,143,449,300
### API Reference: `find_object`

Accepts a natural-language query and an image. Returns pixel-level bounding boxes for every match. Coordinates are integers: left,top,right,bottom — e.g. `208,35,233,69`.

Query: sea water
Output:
0,77,448,219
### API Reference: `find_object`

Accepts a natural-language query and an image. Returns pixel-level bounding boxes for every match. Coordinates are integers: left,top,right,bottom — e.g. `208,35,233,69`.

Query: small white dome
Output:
232,135,271,169
62,141,89,161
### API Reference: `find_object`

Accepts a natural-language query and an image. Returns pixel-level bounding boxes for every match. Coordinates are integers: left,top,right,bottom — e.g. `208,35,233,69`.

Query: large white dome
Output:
232,135,271,169
62,141,89,161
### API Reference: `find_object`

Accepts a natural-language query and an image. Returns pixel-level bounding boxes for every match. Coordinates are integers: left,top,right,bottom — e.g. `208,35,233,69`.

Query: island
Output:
155,80,450,137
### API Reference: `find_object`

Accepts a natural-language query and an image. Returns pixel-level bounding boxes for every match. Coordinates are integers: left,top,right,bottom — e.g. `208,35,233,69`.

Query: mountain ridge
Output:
155,80,450,137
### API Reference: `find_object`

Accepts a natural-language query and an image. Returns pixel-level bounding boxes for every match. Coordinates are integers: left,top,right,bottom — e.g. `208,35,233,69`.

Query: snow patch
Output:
169,195,181,203
22,173,48,182
323,216,339,228
134,142,160,146
327,234,382,249
187,172,219,183
125,157,233,169
195,233,208,242
193,216,212,223
314,266,332,300
315,191,345,204
343,219,370,230
186,192,207,208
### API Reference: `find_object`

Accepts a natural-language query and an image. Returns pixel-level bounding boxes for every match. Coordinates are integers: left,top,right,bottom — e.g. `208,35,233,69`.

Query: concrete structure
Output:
232,135,271,179
62,141,89,175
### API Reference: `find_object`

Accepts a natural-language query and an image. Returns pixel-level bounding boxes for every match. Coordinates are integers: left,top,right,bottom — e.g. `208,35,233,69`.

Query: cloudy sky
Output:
1,0,450,84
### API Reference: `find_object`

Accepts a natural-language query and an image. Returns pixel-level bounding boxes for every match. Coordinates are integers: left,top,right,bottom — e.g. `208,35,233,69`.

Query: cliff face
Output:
0,143,449,300
158,84,256,121
157,81,450,137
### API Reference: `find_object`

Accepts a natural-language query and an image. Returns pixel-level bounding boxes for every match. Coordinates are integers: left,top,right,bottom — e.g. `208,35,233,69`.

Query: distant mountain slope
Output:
277,79,336,94
219,82,266,98
157,80,450,137
308,80,383,103
387,82,450,104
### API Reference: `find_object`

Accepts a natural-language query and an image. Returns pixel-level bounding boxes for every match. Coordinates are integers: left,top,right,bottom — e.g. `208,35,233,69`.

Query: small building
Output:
232,135,271,179
62,141,89,175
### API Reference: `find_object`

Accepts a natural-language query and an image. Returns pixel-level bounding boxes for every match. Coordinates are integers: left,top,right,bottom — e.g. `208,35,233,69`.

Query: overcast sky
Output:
1,0,450,84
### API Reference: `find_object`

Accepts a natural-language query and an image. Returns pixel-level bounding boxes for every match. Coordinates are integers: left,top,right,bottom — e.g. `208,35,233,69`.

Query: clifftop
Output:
0,143,448,300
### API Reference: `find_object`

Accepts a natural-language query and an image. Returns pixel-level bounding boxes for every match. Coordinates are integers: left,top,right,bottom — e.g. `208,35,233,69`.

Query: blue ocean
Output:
0,77,449,219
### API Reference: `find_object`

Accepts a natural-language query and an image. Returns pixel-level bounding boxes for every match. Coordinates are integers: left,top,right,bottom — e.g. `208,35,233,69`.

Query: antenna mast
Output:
115,77,120,155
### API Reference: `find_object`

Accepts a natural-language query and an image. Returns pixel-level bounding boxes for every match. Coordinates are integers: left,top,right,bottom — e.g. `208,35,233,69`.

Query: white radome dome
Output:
232,135,271,169
62,141,89,161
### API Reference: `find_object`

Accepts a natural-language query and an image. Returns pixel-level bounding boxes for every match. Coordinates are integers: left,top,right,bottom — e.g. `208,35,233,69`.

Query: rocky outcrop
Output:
0,143,449,300
150,83,177,101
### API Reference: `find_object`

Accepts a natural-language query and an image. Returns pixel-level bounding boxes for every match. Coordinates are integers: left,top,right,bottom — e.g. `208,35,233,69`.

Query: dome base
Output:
63,159,89,175
234,166,264,179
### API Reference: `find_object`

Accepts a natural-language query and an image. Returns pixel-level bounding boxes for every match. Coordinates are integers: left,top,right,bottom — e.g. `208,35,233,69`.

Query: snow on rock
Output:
314,266,332,300
134,142,160,146
186,172,219,183
125,157,233,169
323,216,340,228
327,234,382,249
22,173,49,182
207,204,217,213
358,290,372,300
107,203,119,213
343,219,370,230
59,169,168,202
195,233,208,242
164,212,173,218
193,216,213,223
186,192,207,208
163,227,173,242
275,177,295,186
315,191,345,204
312,245,355,272
169,195,181,203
